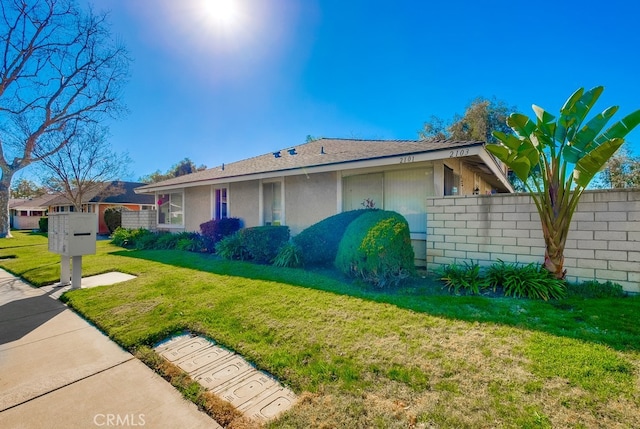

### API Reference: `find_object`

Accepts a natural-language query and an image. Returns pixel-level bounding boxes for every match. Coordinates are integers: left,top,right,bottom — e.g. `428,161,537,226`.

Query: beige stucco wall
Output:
285,172,338,235
184,186,212,232
229,180,260,228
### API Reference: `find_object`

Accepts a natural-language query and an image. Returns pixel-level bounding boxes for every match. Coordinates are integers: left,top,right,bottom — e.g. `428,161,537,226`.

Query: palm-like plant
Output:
487,87,640,279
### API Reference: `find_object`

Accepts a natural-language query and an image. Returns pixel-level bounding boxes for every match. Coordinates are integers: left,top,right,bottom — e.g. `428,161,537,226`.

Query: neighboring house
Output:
9,194,59,230
135,138,514,264
48,181,156,235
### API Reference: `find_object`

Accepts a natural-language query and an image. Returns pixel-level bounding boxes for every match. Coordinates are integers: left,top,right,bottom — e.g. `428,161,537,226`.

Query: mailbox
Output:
48,213,97,256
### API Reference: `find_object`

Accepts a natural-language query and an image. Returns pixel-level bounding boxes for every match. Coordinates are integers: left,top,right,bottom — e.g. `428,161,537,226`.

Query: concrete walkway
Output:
0,269,221,429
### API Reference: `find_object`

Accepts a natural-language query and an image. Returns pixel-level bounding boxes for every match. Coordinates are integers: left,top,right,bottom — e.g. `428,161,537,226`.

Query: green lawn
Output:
2,231,639,428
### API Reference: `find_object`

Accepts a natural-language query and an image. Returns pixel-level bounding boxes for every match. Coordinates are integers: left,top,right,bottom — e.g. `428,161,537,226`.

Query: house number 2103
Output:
399,155,415,163
449,149,470,157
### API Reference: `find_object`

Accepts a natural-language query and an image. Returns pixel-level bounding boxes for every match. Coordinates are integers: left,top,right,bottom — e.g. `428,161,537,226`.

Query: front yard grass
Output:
1,232,639,428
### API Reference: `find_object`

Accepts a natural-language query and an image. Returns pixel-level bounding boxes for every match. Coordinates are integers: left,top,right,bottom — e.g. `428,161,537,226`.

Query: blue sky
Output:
33,0,640,181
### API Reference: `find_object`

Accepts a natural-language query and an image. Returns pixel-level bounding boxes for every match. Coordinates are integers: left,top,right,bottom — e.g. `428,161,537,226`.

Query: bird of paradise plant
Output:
487,87,640,278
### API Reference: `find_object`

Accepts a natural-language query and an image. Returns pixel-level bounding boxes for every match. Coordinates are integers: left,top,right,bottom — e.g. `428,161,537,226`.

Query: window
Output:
342,168,433,234
384,169,432,234
343,173,383,210
262,182,282,225
444,165,460,196
214,188,228,219
157,192,183,225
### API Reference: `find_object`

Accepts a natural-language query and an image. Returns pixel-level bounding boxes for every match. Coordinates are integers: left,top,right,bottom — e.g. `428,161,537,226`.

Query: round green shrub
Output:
103,207,123,234
293,210,371,266
335,210,415,288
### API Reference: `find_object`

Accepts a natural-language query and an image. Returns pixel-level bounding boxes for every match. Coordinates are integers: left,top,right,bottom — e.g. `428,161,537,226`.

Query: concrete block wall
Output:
122,210,157,231
426,189,640,293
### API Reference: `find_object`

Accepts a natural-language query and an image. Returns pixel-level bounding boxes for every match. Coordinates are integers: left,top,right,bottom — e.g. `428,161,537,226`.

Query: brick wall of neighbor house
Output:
426,189,640,293
122,210,157,231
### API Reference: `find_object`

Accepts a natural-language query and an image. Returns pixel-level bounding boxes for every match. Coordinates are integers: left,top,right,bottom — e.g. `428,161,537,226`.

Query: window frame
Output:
156,191,185,228
212,186,229,220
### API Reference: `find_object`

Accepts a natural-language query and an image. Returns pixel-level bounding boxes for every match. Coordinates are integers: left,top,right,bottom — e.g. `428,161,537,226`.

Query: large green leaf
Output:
563,87,604,143
559,88,584,116
532,105,556,142
562,144,584,164
509,157,533,183
571,106,618,152
593,109,640,145
507,113,536,139
492,131,522,151
573,138,625,188
486,144,533,183
486,144,511,163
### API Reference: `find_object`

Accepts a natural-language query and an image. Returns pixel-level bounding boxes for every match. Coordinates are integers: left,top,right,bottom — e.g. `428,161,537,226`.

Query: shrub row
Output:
110,209,417,290
438,260,628,300
110,218,242,252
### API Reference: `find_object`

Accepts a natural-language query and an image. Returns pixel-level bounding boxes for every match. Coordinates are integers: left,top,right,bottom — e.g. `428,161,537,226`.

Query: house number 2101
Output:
399,155,415,163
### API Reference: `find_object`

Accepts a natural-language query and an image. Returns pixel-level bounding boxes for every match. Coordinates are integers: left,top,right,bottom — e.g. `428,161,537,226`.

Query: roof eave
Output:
135,142,488,194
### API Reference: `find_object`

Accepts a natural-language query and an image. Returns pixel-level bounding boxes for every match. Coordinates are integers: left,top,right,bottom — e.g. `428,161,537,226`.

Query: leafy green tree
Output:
11,179,46,199
139,158,206,184
488,87,640,279
419,97,516,144
592,148,640,189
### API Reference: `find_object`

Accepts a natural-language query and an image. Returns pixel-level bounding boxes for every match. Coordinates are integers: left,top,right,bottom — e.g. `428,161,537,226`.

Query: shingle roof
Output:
47,181,155,206
137,138,485,192
9,194,60,210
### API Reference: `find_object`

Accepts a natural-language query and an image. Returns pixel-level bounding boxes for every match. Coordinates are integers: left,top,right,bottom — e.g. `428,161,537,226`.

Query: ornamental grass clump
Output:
438,261,485,295
484,260,566,300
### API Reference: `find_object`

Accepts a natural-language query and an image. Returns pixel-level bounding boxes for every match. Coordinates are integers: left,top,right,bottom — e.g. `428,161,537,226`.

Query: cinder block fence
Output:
122,210,157,231
426,189,640,293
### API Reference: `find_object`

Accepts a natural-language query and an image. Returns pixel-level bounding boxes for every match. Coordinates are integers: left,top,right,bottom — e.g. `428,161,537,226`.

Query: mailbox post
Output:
48,213,97,289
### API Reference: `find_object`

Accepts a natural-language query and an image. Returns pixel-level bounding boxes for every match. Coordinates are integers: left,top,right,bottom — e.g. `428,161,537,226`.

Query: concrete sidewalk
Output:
0,269,221,429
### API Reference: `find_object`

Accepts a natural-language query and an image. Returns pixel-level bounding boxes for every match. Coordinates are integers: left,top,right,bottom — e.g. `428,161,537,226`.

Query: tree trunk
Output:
544,245,566,279
0,174,14,238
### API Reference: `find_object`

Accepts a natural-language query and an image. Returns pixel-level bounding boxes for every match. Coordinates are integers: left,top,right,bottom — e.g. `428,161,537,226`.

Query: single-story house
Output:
135,138,513,265
9,194,60,230
48,181,155,235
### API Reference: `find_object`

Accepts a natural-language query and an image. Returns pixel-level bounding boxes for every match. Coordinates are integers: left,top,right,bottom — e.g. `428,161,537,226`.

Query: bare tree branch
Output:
0,0,130,236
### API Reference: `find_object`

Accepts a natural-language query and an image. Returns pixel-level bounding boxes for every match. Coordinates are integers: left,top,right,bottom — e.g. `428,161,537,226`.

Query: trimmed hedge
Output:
216,226,290,264
39,217,48,233
335,210,415,288
292,210,371,266
241,225,290,264
200,218,242,252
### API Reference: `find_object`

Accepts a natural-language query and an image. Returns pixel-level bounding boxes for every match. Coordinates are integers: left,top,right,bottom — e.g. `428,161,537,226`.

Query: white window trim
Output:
156,190,185,228
211,185,230,220
259,177,285,226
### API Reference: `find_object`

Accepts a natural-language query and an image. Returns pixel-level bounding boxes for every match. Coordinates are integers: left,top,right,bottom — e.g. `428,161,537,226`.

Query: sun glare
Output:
201,0,241,31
